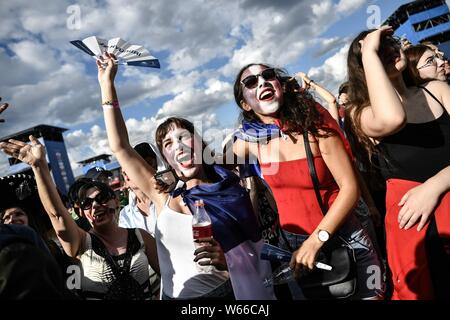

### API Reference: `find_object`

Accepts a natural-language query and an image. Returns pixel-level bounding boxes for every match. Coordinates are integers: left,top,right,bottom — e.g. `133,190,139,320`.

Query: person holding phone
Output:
231,63,383,300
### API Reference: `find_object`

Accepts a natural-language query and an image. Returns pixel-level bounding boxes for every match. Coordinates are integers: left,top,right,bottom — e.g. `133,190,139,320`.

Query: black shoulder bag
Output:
280,131,357,299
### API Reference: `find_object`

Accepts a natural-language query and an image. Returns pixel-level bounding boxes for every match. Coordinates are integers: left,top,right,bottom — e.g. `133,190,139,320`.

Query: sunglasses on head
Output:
241,68,277,89
80,189,115,210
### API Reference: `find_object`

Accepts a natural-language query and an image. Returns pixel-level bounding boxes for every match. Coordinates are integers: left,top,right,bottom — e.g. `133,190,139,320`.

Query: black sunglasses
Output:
241,68,277,89
80,189,115,210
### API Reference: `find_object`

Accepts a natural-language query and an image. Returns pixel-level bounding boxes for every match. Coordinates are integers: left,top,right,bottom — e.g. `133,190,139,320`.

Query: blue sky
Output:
0,0,428,176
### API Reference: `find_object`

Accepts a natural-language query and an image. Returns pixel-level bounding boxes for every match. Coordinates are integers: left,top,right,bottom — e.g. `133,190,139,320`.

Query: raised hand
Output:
0,135,46,167
97,52,118,86
359,25,393,54
0,97,9,123
295,72,312,89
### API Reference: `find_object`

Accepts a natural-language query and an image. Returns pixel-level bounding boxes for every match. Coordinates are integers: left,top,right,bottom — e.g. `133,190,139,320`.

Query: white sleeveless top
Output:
155,196,229,298
78,229,150,299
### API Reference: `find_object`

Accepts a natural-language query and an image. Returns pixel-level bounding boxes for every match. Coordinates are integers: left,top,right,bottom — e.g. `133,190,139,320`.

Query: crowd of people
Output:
0,26,449,300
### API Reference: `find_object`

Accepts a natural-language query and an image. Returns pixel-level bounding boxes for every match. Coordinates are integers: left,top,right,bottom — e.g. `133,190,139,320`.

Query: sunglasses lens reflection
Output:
81,190,113,209
242,69,276,89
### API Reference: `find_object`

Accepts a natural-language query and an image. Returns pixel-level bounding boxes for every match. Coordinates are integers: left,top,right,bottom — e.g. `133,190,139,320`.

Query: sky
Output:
0,0,437,177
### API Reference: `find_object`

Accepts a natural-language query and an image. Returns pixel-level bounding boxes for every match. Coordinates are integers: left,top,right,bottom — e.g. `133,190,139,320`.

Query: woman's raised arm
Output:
97,53,165,208
358,26,407,138
0,136,85,257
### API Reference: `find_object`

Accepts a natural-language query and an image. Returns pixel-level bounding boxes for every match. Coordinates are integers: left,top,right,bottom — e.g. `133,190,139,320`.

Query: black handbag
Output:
280,131,357,300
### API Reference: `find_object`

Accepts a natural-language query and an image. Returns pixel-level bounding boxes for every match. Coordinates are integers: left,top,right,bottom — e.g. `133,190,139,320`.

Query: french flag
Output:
175,165,276,300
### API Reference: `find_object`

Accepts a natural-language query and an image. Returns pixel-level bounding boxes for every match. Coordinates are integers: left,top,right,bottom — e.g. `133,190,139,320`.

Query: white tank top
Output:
155,196,229,299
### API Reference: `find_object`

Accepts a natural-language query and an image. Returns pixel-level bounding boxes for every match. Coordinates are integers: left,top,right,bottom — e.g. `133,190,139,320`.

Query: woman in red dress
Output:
232,64,383,299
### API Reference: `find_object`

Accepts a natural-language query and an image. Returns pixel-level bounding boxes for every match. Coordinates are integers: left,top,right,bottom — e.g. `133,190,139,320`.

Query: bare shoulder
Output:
424,80,449,90
424,80,450,97
424,80,450,110
316,130,344,153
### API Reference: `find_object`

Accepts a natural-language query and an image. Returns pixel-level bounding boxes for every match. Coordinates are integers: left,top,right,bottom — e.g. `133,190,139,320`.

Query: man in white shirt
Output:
119,142,158,235
118,142,160,298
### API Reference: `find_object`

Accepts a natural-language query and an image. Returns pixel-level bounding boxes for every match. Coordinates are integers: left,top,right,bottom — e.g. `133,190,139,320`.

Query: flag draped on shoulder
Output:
173,165,275,300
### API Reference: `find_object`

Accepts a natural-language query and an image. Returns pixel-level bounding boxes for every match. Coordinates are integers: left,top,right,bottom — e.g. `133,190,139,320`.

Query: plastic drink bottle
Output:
192,200,213,272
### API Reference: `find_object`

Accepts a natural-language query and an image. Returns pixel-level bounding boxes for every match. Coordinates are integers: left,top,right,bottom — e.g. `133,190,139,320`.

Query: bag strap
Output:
279,132,354,254
303,131,327,215
303,131,355,251
90,229,134,278
279,131,327,252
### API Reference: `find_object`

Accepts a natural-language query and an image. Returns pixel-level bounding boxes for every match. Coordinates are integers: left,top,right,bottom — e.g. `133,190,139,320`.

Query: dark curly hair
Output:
233,63,334,138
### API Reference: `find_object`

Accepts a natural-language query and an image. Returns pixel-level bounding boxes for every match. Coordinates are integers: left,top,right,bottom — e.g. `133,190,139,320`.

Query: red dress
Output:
377,110,450,300
260,104,352,234
260,156,339,234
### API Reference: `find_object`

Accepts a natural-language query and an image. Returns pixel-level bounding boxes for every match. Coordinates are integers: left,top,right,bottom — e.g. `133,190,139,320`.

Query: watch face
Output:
318,230,330,242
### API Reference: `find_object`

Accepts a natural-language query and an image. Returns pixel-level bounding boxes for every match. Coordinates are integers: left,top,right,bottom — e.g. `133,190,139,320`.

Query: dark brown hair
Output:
78,181,116,207
345,30,403,188
156,117,195,154
344,30,376,170
338,82,349,96
0,205,29,224
233,63,334,137
155,117,215,167
0,205,49,241
403,45,434,86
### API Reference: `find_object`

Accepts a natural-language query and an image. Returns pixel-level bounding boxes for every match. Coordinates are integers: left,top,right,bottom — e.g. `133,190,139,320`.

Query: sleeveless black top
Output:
377,87,450,183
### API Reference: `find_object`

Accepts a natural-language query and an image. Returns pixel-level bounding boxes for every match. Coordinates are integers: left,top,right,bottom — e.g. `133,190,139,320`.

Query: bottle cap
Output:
194,199,205,207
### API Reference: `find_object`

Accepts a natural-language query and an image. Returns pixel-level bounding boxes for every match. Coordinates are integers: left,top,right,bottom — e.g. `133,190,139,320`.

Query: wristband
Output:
102,100,120,109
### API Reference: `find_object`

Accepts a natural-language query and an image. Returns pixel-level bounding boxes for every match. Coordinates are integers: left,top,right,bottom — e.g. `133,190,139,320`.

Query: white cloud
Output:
9,40,59,71
307,43,350,98
335,0,367,14
312,1,334,16
0,0,370,176
314,36,350,57
155,79,232,119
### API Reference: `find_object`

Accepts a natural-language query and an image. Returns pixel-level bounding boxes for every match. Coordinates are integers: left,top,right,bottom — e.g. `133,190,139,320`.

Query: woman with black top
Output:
345,26,450,300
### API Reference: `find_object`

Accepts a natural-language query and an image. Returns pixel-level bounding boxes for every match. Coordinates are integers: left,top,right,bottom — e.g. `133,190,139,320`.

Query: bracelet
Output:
102,100,120,109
